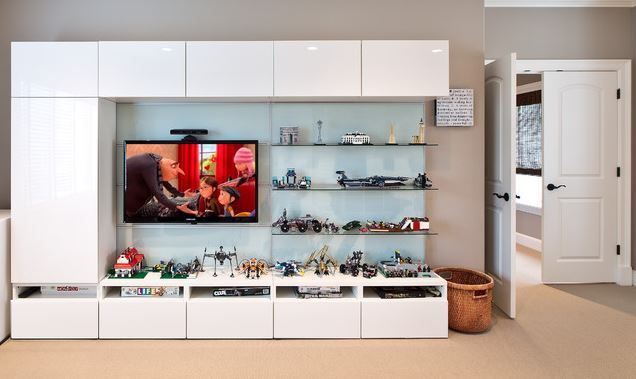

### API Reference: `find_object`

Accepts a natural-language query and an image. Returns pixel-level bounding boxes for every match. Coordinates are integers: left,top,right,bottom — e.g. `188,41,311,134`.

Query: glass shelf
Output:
271,143,438,147
271,185,437,192
271,229,437,236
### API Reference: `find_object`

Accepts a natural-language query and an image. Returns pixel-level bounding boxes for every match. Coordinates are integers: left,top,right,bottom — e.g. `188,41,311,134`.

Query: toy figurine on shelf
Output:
201,246,240,277
274,260,305,277
298,176,311,189
386,122,397,145
238,258,270,279
414,173,433,189
338,250,377,278
286,168,297,187
378,250,423,278
314,119,325,145
112,247,145,278
321,218,339,234
409,118,427,145
340,131,371,145
304,245,338,276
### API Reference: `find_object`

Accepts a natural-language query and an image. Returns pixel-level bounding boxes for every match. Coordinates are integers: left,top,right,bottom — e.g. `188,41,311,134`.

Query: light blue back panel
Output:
116,102,429,265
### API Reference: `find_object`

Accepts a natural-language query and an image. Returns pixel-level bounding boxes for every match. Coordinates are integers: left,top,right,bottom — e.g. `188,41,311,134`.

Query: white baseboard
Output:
516,232,542,252
633,270,636,286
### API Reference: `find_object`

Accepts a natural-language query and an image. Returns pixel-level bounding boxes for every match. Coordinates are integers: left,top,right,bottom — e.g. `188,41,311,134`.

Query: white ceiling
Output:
485,0,636,7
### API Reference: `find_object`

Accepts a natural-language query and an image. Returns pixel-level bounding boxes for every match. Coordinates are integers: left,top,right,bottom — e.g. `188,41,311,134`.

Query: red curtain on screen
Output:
177,144,200,192
215,144,242,184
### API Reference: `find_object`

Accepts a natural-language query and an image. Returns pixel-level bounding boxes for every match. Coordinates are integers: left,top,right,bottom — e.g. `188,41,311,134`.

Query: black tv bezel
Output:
123,139,259,224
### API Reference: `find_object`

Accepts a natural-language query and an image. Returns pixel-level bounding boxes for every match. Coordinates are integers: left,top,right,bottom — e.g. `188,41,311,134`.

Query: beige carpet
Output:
1,247,635,379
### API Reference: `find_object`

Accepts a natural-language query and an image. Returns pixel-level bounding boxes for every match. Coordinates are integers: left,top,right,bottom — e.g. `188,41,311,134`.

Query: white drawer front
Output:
187,300,273,339
11,299,98,339
361,299,448,338
274,301,360,339
99,300,186,338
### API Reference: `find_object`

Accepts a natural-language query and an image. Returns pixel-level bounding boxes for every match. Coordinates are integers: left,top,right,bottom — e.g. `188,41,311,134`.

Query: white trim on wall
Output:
486,0,636,7
516,232,542,252
517,203,542,216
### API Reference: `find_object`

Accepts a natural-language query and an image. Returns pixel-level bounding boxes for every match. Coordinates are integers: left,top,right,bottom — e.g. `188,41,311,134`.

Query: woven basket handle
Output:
473,290,488,299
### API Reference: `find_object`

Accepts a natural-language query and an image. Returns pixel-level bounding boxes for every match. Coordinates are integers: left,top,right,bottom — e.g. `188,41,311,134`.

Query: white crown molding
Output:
486,0,636,7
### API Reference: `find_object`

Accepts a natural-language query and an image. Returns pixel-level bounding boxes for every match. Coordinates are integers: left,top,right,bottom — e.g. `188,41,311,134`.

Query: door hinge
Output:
617,89,621,99
617,245,621,255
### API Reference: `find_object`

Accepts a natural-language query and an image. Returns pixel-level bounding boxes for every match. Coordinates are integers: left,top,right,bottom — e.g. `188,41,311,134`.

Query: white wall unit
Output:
11,298,98,338
11,42,98,97
362,40,449,97
361,297,448,338
0,212,10,340
99,297,186,339
98,41,185,97
187,297,273,339
11,98,115,283
274,41,361,97
187,41,274,97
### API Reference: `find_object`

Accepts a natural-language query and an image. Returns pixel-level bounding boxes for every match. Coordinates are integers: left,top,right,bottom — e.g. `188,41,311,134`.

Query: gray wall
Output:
0,0,486,270
517,211,541,240
487,6,634,268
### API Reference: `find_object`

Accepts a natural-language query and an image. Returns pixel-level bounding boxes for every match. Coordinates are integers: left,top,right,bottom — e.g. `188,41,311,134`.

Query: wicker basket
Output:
434,267,494,333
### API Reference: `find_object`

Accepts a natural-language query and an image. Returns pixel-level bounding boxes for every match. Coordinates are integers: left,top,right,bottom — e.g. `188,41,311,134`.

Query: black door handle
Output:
547,183,566,191
493,192,510,201
515,195,520,199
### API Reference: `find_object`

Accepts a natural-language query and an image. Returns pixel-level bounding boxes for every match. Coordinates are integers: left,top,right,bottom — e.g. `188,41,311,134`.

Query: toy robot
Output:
201,246,240,277
238,258,270,279
304,245,338,276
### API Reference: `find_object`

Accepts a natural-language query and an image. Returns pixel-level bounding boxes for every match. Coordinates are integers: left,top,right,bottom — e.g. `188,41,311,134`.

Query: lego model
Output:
113,247,145,278
340,131,371,145
414,173,433,189
201,246,240,277
400,217,430,231
273,169,311,190
321,218,339,234
304,245,338,276
238,258,270,279
365,220,402,232
161,256,203,279
314,119,325,145
339,250,378,278
378,250,424,278
387,122,397,145
336,171,409,188
409,118,427,145
342,220,362,231
271,208,322,233
274,260,305,277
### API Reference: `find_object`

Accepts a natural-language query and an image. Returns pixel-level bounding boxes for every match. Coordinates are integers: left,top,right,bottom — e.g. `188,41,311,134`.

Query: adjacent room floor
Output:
1,247,634,379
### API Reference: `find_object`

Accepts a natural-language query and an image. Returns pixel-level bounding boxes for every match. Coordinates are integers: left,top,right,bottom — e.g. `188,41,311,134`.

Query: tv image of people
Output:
124,142,257,223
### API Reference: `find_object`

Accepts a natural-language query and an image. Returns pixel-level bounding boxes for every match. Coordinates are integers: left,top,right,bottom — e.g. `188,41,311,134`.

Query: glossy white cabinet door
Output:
362,40,449,97
11,42,98,97
187,41,273,97
274,41,361,97
99,41,185,97
11,98,99,283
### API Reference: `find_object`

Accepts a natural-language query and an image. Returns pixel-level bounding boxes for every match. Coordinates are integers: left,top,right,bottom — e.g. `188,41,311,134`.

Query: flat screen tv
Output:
124,140,258,224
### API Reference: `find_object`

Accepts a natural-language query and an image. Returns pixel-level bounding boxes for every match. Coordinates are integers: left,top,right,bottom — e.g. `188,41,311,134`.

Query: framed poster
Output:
435,89,474,127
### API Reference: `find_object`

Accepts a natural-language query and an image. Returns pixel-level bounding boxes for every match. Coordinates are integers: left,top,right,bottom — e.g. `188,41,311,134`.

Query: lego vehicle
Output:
304,245,337,276
201,246,240,277
113,247,144,278
238,258,270,279
321,218,339,233
378,250,424,278
274,260,305,277
339,250,377,278
272,208,322,233
342,220,362,231
336,171,409,188
399,217,430,231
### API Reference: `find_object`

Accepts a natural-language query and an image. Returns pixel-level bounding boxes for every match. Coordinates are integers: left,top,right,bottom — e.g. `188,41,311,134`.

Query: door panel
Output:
485,54,516,318
543,71,618,283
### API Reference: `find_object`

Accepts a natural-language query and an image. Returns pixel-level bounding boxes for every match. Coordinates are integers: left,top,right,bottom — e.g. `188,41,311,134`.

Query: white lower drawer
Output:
99,299,186,338
274,300,360,339
11,299,98,339
187,299,273,339
361,299,448,338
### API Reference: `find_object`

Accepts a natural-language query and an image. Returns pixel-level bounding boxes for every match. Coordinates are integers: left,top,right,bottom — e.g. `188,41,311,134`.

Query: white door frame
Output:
517,59,632,286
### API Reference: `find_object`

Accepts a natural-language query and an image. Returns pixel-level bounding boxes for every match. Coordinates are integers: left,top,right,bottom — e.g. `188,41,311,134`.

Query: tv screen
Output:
124,140,258,223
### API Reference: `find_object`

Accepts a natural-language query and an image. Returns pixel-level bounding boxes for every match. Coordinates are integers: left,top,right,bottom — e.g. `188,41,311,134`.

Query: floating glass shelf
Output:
271,229,438,236
271,185,438,192
271,143,438,147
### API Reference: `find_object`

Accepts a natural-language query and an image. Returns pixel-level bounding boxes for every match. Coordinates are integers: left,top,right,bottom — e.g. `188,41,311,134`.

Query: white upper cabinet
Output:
11,42,98,97
274,41,361,97
362,40,449,97
99,41,185,97
187,41,273,97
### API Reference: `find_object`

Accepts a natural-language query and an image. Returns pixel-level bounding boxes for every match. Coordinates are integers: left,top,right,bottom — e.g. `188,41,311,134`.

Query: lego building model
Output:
112,247,145,278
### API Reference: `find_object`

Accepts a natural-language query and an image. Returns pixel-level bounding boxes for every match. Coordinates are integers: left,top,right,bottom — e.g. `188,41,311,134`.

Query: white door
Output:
542,71,618,283
485,54,517,318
